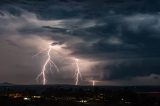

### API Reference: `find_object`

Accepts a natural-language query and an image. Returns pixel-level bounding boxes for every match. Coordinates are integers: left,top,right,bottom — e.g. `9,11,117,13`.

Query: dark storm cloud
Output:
0,0,160,84
103,58,160,80
2,0,160,19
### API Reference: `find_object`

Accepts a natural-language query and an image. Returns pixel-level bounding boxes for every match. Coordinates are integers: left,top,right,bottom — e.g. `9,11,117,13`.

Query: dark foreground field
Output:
0,85,160,106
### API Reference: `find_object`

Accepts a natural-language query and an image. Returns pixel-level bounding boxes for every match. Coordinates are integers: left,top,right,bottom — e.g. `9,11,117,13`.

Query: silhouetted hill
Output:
0,82,13,86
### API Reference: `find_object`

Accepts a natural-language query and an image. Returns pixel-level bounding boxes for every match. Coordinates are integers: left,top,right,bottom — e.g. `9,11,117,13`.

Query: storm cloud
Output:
0,0,160,85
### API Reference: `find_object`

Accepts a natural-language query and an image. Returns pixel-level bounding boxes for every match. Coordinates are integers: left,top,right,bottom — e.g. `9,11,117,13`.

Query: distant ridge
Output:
0,82,13,86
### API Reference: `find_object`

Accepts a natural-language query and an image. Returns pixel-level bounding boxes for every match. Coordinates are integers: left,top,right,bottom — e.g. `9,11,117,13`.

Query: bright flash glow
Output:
92,80,95,86
89,80,100,86
36,44,59,85
74,58,82,85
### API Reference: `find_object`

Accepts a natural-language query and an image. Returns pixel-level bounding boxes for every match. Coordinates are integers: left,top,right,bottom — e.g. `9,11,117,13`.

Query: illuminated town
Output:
0,85,160,106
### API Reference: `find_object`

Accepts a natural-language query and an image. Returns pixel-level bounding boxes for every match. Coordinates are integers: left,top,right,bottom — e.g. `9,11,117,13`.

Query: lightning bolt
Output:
74,58,82,85
34,42,84,85
92,80,95,86
36,44,59,85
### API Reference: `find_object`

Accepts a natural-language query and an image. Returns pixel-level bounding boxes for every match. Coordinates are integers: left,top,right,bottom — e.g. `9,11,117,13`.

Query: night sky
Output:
0,0,160,85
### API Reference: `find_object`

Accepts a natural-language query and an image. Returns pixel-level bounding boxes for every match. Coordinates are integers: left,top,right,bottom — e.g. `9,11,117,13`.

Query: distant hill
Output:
0,82,13,86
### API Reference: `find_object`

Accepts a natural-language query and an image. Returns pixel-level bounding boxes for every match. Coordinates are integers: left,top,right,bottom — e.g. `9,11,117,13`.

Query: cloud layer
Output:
0,0,160,85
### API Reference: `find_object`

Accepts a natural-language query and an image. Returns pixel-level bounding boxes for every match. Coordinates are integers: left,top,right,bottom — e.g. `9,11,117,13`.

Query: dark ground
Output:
0,85,160,106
